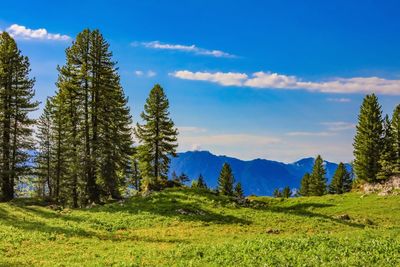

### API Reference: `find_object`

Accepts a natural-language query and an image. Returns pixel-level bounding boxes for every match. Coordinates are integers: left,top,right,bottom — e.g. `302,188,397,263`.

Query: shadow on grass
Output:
254,201,365,228
86,189,250,225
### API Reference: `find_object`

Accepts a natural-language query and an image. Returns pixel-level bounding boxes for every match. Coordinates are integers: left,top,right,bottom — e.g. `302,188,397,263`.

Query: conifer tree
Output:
353,94,383,182
329,162,352,194
197,174,207,189
178,173,190,185
217,163,235,196
391,105,400,174
0,32,38,201
273,188,281,198
35,98,54,198
282,186,292,198
234,182,244,198
309,155,327,196
299,173,310,196
135,84,178,191
377,115,396,180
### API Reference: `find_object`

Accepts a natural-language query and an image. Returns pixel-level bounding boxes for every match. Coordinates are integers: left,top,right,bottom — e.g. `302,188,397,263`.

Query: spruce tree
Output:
299,173,310,196
282,186,292,198
135,84,178,191
179,173,190,185
273,188,281,198
217,163,235,196
309,155,327,196
197,174,207,189
0,32,38,201
377,115,396,180
353,94,383,182
234,182,244,198
35,98,54,198
391,105,400,174
329,162,352,194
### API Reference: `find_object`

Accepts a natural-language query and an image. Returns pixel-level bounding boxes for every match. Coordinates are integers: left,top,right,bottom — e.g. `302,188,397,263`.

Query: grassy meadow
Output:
0,188,399,266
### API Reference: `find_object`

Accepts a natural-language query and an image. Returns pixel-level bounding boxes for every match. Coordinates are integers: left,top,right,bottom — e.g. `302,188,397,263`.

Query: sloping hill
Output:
169,151,350,195
0,189,399,266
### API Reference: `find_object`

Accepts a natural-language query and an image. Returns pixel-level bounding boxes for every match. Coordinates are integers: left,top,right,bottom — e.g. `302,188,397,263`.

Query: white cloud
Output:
326,97,351,103
171,70,247,86
6,24,70,41
171,70,400,95
321,122,356,131
133,41,236,58
147,70,156,77
134,70,156,77
178,126,207,133
285,131,335,137
134,70,144,76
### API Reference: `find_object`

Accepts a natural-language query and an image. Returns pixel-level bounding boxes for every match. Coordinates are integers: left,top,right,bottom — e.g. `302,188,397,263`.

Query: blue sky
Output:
1,0,400,162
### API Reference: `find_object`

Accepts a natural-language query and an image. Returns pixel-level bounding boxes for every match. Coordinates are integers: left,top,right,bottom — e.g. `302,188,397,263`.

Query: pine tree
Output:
179,173,190,184
391,105,400,174
0,32,39,201
217,163,235,196
234,182,244,198
329,162,352,194
35,98,54,198
377,115,396,180
309,155,327,196
353,94,383,182
135,84,178,191
197,174,207,189
299,173,310,196
273,188,281,198
282,186,292,198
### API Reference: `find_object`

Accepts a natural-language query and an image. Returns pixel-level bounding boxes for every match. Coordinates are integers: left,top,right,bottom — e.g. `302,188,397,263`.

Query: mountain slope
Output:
169,151,350,195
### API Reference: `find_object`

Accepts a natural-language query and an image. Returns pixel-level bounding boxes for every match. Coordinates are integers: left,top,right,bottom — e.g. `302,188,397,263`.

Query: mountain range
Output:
169,151,351,196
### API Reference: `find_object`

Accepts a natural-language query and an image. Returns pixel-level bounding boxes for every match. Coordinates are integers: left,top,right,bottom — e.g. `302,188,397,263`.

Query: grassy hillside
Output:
0,188,399,266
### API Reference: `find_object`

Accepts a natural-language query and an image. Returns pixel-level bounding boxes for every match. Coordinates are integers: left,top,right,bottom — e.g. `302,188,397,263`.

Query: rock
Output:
266,228,281,234
176,208,205,216
362,176,400,195
337,214,351,221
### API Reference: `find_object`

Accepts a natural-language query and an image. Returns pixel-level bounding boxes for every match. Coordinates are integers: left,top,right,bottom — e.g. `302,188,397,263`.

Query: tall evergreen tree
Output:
0,32,38,201
299,173,311,196
135,84,178,191
273,188,281,198
217,163,235,196
329,162,352,194
197,174,207,189
234,182,244,198
391,104,400,174
35,98,54,198
282,186,292,198
377,115,396,180
353,94,383,182
309,155,327,196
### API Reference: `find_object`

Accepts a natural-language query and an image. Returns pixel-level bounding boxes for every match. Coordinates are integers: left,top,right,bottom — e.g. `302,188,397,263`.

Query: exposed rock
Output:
337,214,351,221
362,176,400,195
266,228,281,234
176,208,205,216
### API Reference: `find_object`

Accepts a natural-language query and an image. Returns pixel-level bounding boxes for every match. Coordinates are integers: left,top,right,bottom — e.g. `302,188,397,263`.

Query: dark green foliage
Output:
0,32,39,201
282,186,292,198
135,84,178,191
353,94,383,182
309,155,327,196
192,174,208,189
35,29,133,206
273,188,281,198
329,163,352,194
178,173,190,185
391,105,400,174
217,163,235,196
377,115,397,180
234,182,244,198
299,173,311,196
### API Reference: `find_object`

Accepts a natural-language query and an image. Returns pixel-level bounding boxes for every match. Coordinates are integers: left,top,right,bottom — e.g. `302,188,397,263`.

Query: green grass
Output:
0,188,399,266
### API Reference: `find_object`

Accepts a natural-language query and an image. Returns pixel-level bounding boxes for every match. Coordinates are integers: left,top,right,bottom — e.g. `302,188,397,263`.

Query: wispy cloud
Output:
133,41,236,58
134,70,157,77
285,131,335,137
326,97,351,103
5,24,70,41
178,126,207,134
171,70,400,95
321,122,355,131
